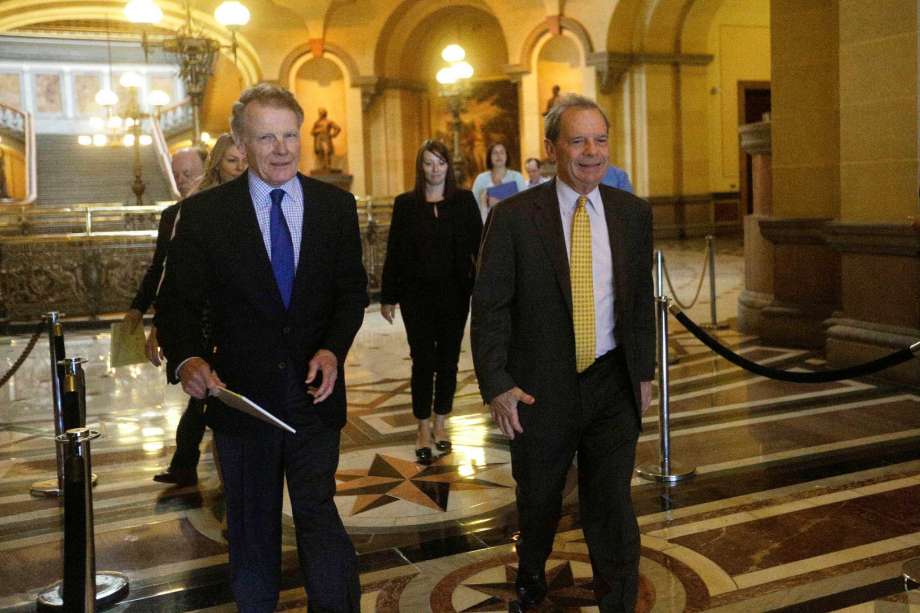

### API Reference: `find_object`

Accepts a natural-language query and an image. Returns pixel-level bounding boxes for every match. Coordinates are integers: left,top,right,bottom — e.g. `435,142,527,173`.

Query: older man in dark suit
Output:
156,83,367,612
472,93,655,612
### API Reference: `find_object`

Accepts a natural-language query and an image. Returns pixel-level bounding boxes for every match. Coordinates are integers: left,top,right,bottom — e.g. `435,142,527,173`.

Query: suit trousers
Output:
400,281,471,419
510,348,640,613
167,397,206,471
214,374,360,613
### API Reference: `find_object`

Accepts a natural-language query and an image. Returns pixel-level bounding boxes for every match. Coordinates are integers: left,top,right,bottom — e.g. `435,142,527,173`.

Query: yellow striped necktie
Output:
571,195,595,372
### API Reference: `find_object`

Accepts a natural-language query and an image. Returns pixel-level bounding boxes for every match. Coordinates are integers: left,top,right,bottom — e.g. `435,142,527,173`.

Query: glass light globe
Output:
453,61,473,80
124,117,136,128
119,72,143,89
78,135,93,146
441,44,465,63
92,134,108,147
215,1,250,27
95,89,118,107
107,115,123,129
122,134,135,147
89,116,104,130
436,67,457,85
146,89,170,107
125,0,163,24
139,134,153,146
200,131,211,143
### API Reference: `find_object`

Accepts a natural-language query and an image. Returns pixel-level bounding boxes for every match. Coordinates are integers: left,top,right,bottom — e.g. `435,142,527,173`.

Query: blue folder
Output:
486,181,519,201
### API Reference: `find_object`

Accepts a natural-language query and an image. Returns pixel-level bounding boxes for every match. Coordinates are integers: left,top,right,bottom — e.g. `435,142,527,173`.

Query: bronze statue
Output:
311,108,342,171
543,84,561,116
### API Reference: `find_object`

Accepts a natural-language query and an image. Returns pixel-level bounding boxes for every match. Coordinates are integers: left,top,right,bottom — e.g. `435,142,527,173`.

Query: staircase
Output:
35,134,174,206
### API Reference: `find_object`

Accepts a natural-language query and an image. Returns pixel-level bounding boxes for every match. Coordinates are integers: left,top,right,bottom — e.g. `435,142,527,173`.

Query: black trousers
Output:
400,281,471,419
214,376,360,613
167,397,206,471
510,348,640,613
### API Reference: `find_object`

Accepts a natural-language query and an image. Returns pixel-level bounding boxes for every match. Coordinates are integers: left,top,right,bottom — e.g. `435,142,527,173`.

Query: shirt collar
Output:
248,171,301,206
556,178,602,215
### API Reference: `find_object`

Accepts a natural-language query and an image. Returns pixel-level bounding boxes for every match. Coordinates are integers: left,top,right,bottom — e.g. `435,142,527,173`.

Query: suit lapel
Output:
532,180,573,316
601,188,630,321
289,174,320,313
225,174,286,314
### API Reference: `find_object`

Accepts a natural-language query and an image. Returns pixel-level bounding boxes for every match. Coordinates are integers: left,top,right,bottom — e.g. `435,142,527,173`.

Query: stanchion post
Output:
702,235,728,330
31,312,67,497
636,253,695,485
36,357,128,612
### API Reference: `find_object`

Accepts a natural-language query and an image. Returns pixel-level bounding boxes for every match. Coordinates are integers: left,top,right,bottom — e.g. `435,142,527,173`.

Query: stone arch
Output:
606,0,726,55
0,1,261,85
277,42,360,90
373,0,506,80
517,16,593,71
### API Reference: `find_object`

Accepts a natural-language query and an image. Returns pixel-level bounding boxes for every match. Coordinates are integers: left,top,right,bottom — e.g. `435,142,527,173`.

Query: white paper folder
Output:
210,387,296,434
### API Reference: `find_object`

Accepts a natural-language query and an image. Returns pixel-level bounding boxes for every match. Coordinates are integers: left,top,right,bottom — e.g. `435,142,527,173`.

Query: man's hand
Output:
640,380,652,415
178,357,224,399
488,387,535,440
380,304,396,324
123,308,143,333
145,325,164,367
306,349,337,403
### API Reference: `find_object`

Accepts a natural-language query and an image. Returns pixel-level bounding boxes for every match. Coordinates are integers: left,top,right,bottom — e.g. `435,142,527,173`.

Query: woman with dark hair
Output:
471,142,527,222
380,139,483,462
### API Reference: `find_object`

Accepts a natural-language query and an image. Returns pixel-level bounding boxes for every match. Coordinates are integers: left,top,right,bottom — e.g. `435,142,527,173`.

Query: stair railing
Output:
151,106,181,201
0,103,37,205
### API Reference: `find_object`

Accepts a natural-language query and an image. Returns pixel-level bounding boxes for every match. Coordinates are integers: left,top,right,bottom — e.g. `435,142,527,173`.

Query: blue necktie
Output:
269,188,295,309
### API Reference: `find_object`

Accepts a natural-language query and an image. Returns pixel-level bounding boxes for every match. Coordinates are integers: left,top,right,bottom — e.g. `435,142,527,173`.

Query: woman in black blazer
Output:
380,140,483,462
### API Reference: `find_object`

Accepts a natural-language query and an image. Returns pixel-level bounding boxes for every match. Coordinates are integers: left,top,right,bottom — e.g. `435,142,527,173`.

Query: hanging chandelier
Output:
124,0,250,143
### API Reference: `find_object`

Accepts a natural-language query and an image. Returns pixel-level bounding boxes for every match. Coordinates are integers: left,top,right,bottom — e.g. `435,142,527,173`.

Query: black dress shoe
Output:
512,569,547,610
152,467,198,486
415,447,432,463
435,439,452,453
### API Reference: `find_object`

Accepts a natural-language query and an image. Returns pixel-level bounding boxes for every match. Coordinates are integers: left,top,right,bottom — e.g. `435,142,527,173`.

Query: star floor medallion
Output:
326,445,518,529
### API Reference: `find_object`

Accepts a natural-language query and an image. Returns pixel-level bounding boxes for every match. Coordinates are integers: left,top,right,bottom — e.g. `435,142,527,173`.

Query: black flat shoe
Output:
435,440,452,452
415,447,432,463
152,467,198,486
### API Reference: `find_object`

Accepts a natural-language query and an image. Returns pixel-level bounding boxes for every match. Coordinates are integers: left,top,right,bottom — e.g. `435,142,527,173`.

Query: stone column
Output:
737,121,773,334
758,217,839,348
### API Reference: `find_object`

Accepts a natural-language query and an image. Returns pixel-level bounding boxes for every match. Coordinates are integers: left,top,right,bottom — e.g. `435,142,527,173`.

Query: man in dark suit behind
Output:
156,83,367,612
471,94,655,612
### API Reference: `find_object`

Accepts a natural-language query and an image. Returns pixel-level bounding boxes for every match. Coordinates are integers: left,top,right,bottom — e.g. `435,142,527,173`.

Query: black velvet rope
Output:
670,306,918,383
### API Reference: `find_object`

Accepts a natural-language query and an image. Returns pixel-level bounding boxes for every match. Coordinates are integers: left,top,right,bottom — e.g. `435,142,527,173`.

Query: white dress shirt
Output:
556,179,616,357
248,172,305,268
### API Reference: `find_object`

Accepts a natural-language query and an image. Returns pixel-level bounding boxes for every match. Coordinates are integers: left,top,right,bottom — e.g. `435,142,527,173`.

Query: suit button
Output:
278,361,286,370
282,326,291,334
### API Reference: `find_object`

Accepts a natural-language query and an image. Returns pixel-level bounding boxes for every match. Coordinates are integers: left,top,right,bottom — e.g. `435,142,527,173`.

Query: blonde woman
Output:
197,133,247,192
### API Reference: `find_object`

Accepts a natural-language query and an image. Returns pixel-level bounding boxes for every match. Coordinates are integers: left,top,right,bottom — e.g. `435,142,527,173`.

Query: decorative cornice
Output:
823,221,920,257
759,217,832,245
587,51,714,93
739,121,771,156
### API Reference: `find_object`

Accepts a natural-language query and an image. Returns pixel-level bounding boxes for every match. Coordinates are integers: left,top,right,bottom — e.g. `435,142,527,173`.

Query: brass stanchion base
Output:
635,461,696,485
30,473,98,497
36,571,129,610
904,558,920,592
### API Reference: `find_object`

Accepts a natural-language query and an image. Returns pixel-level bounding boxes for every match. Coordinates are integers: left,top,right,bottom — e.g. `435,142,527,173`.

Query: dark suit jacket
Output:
130,203,179,313
471,179,655,421
380,189,482,304
155,172,368,434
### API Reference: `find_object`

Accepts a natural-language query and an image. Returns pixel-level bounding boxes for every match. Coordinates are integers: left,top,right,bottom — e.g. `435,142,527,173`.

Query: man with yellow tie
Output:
472,93,654,613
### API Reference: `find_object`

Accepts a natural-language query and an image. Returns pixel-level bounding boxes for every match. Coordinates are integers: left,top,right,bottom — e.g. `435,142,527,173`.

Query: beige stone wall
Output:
704,0,771,194
771,0,840,219
838,0,919,223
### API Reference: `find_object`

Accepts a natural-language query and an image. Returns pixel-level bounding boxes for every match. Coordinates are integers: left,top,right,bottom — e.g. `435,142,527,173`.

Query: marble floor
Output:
2,237,920,612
